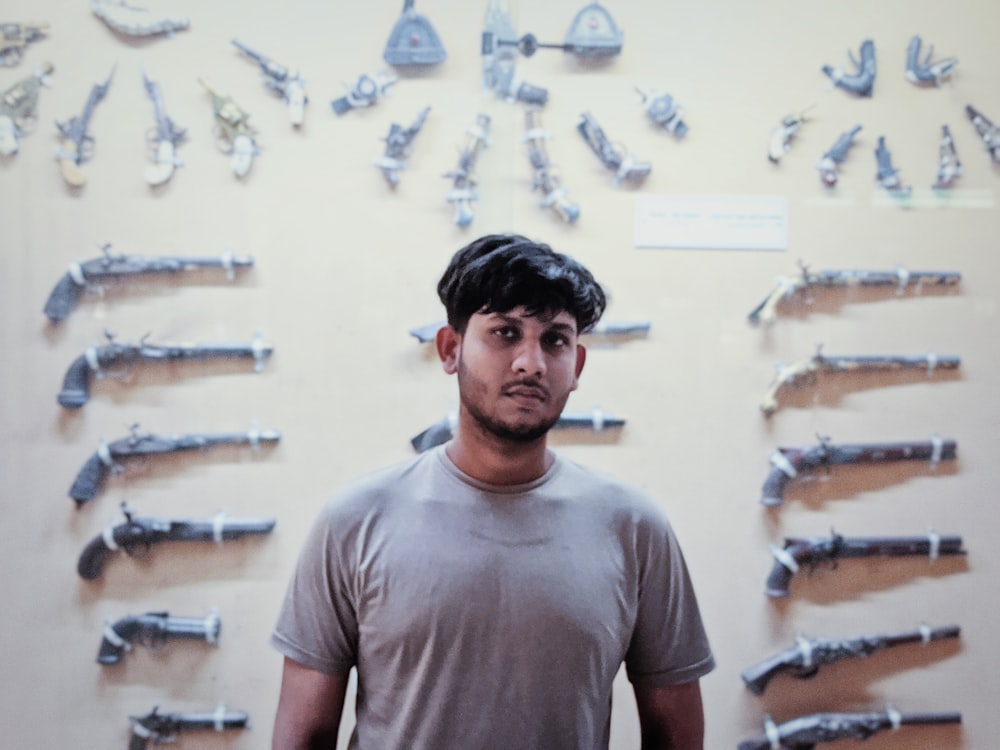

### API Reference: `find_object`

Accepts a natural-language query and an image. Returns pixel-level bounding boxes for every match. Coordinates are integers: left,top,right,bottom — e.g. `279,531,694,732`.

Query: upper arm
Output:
272,657,350,750
632,680,705,750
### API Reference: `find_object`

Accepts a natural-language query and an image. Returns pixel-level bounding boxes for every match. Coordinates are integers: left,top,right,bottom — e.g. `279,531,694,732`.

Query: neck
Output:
446,412,553,486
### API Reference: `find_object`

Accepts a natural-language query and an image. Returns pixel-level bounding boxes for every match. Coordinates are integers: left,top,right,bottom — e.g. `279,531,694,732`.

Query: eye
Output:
543,332,570,349
493,326,519,341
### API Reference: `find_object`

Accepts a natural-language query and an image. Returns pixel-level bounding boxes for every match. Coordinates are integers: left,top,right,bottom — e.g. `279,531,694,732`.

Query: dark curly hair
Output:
437,234,607,334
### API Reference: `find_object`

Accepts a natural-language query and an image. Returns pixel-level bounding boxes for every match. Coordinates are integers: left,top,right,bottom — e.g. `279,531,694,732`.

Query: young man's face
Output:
440,306,586,444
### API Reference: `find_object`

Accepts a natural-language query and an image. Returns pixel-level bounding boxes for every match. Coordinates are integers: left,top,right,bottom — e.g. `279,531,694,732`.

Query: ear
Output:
436,324,461,375
570,343,587,391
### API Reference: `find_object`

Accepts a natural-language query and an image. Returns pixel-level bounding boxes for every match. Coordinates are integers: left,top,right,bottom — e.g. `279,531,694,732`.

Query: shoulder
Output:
315,448,443,527
553,454,670,528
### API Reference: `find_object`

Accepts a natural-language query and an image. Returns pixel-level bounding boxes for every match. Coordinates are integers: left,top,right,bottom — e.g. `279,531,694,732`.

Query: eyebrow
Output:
490,311,577,334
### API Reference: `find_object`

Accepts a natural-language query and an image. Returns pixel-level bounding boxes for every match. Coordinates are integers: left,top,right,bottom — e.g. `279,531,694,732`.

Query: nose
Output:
511,338,546,377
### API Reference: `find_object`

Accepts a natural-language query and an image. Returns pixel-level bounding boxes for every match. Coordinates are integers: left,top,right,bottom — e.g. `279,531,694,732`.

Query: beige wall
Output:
1,0,997,747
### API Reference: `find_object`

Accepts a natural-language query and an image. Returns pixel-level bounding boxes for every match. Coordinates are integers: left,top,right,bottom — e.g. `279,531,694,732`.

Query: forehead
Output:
476,306,577,330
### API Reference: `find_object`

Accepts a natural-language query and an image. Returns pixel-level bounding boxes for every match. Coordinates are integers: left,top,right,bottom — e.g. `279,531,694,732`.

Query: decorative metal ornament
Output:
563,2,623,60
383,0,446,66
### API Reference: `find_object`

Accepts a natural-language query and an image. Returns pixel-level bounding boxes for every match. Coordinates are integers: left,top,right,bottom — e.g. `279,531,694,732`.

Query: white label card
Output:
634,194,789,251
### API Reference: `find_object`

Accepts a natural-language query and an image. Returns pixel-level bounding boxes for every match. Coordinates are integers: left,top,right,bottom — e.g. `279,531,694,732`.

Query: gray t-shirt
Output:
271,446,714,749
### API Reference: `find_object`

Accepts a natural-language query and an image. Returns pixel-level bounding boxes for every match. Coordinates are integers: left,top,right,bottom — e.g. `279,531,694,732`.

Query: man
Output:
270,234,715,749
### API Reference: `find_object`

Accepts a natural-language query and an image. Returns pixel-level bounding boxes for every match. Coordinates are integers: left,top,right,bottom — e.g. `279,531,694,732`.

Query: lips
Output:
503,383,548,402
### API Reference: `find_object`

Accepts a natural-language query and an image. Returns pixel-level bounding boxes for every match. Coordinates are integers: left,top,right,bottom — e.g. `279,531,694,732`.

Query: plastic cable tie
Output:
795,633,813,668
919,621,932,644
214,704,226,731
103,622,130,649
221,247,234,280
770,450,797,478
886,704,902,730
85,346,101,373
102,524,119,551
895,265,911,294
205,609,220,644
770,544,799,573
927,529,941,561
213,510,226,544
131,722,155,739
592,406,605,432
926,352,937,375
248,422,260,449
764,715,781,749
929,434,943,466
97,438,114,467
68,261,86,286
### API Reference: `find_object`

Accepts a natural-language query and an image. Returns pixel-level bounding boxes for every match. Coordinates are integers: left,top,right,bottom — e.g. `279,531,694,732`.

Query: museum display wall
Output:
1,0,997,747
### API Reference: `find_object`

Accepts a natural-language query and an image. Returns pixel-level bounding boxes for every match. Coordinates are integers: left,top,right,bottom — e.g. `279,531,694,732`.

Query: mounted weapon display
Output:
759,434,956,506
141,70,186,186
128,705,248,749
90,0,189,38
331,71,397,114
97,609,221,665
523,107,579,223
57,330,273,409
759,345,960,417
905,34,957,86
739,708,960,750
69,422,280,504
382,0,446,67
77,503,276,580
576,111,651,187
965,103,1000,162
0,22,48,67
55,66,114,187
747,262,961,327
0,60,53,156
444,114,491,228
740,622,960,695
198,77,259,177
816,124,861,186
232,39,307,127
765,529,966,598
374,106,430,187
822,38,876,96
43,243,253,323
932,124,962,189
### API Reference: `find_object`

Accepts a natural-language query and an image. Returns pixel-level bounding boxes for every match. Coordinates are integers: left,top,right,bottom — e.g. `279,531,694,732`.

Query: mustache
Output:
502,379,549,399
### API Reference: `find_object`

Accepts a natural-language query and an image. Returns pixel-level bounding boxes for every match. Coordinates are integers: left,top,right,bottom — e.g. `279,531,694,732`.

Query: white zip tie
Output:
927,529,941,561
886,704,902,730
205,609,220,644
919,622,932,644
926,352,937,375
770,450,797,478
68,261,86,286
795,633,813,667
770,544,799,573
85,345,101,373
895,264,911,294
591,406,605,432
929,434,943,467
131,722,155,739
764,715,781,749
214,704,226,731
221,247,234,281
102,524,120,550
97,438,113,466
247,422,260,449
251,332,266,372
213,511,226,544
103,622,131,650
